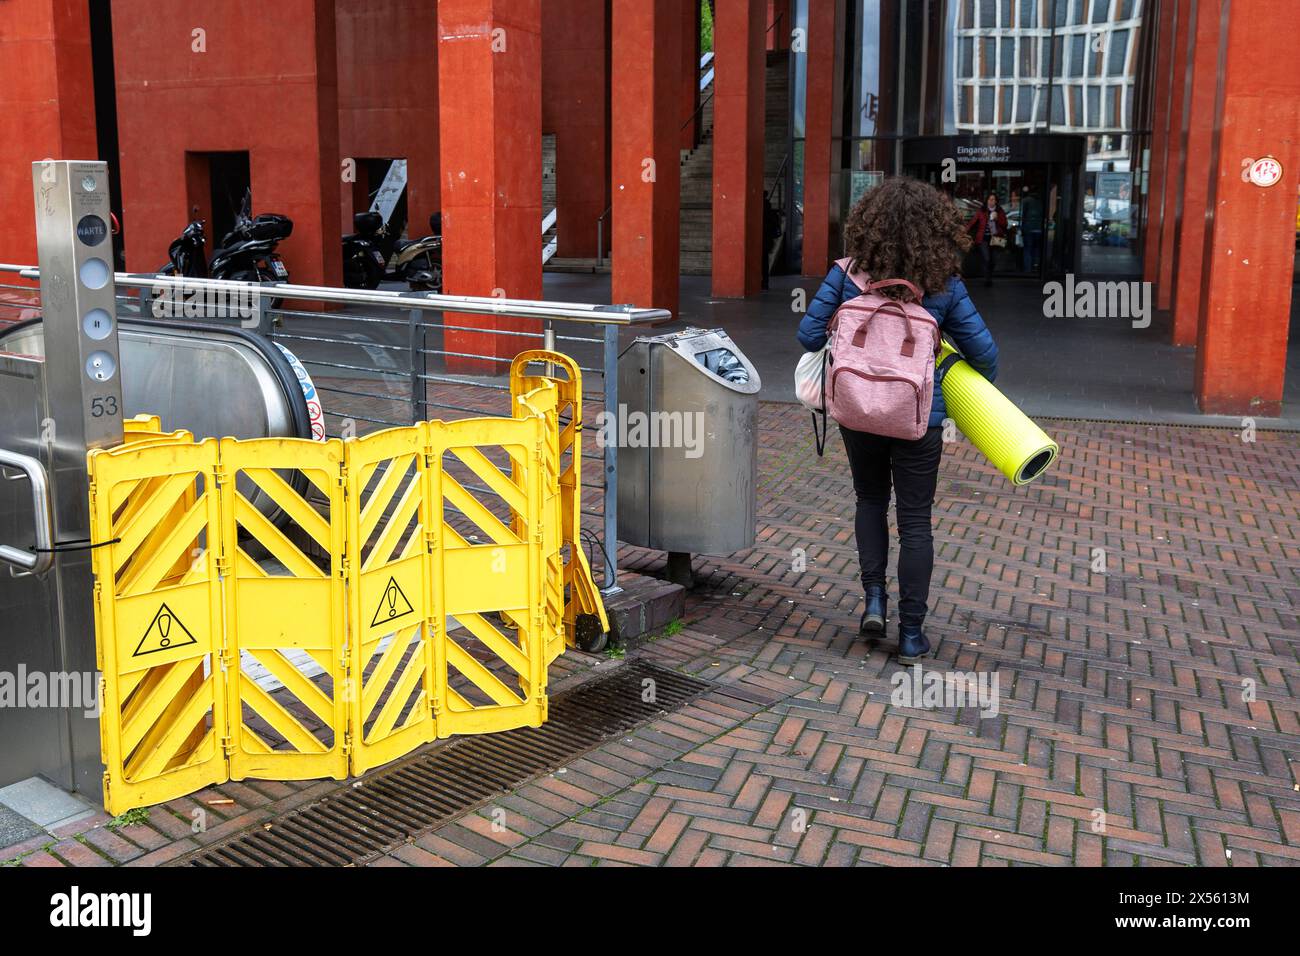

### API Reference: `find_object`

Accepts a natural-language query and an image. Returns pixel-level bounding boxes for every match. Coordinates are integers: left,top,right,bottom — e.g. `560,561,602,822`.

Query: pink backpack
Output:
825,258,940,440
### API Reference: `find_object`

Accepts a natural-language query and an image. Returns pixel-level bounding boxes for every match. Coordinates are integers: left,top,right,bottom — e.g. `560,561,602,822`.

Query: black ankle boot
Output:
859,585,887,635
897,623,931,663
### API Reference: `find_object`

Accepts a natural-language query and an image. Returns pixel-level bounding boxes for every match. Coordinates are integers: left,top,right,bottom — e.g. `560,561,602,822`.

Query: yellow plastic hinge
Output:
429,695,442,717
221,735,235,756
341,731,352,756
213,464,229,489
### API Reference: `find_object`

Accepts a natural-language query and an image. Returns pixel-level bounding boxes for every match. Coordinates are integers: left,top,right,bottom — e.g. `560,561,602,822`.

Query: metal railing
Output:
0,264,671,590
596,205,612,267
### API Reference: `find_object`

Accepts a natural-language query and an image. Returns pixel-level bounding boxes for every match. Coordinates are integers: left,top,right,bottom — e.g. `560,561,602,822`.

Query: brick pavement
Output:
4,404,1297,866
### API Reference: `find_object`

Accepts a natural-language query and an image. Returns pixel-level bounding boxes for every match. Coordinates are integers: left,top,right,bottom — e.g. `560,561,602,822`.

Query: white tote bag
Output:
794,346,830,455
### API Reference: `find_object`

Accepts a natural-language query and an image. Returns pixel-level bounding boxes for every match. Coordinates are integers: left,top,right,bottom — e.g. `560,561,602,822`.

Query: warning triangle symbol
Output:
371,576,415,628
133,604,198,657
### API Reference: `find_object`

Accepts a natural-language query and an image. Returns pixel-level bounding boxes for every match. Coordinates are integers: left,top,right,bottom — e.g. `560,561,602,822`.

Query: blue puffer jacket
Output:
796,264,999,427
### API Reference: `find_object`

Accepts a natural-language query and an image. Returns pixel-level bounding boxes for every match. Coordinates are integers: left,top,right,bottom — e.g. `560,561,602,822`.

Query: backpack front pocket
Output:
829,366,924,436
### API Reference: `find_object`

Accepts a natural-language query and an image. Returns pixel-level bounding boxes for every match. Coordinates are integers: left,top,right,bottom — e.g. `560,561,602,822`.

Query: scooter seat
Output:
394,238,419,252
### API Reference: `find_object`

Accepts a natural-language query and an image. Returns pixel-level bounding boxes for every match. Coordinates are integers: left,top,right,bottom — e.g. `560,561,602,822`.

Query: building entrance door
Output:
919,163,1065,280
901,135,1087,282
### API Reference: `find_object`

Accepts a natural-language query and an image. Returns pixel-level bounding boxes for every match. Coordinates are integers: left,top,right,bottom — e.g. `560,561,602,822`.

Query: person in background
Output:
796,177,999,663
966,193,1008,287
1020,185,1044,274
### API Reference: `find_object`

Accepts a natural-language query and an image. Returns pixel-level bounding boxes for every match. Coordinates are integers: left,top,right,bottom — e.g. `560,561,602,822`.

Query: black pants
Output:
978,240,994,283
840,424,943,629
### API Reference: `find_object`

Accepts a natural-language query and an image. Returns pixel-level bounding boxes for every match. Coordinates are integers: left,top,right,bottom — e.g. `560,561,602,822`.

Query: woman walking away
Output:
966,192,1008,287
796,177,998,663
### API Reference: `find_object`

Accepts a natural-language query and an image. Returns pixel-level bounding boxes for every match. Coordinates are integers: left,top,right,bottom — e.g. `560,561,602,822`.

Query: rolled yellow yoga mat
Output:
937,341,1059,485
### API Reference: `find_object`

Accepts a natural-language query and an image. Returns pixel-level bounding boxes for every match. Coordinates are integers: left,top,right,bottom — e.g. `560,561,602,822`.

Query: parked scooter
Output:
342,211,390,290
391,213,443,292
160,191,292,285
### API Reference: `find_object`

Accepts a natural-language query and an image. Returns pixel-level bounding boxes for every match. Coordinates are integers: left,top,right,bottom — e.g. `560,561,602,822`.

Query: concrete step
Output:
545,257,610,274
603,570,686,647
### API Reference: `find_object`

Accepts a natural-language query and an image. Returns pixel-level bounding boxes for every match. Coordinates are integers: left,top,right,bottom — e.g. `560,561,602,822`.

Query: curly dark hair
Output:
841,176,971,300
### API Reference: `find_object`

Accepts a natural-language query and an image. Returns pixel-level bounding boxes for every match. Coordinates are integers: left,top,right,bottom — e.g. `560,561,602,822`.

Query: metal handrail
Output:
765,151,791,204
680,88,715,133
596,205,613,266
0,264,668,326
0,449,54,576
2,260,642,592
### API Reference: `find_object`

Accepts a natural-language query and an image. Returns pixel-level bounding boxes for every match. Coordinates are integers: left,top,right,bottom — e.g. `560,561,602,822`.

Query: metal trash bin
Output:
617,328,761,562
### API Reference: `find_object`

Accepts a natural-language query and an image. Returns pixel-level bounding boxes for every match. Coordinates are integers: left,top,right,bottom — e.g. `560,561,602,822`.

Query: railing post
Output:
256,290,272,337
408,307,426,423
601,323,620,590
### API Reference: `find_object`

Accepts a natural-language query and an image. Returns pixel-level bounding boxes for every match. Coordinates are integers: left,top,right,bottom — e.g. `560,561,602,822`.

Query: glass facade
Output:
791,0,1152,275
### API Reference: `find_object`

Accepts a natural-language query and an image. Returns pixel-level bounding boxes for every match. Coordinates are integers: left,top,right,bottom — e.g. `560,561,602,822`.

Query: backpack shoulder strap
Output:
835,257,872,294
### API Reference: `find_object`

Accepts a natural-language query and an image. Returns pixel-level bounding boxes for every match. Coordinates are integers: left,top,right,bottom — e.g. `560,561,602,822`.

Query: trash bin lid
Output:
630,327,762,394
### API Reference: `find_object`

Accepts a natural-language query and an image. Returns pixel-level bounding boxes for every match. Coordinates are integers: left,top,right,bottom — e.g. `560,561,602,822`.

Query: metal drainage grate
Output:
178,661,713,867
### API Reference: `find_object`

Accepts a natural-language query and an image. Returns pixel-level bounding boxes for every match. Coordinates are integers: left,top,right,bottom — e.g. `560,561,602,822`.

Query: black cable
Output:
579,528,613,576
29,537,121,554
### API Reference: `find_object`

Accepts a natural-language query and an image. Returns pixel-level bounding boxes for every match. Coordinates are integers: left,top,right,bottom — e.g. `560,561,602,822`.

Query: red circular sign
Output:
1248,156,1283,188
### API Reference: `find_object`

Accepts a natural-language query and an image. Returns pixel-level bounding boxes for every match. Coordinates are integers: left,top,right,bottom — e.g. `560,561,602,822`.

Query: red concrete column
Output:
0,0,97,267
112,0,342,286
438,0,543,366
1141,0,1177,288
611,0,683,315
801,0,844,277
336,0,440,239
1170,0,1219,346
681,0,702,152
543,0,608,259
767,0,790,51
1194,0,1300,416
711,0,766,298
1155,0,1192,312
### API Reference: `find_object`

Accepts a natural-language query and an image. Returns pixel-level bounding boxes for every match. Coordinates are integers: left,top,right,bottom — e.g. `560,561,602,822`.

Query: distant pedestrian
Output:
1019,186,1043,274
966,193,1008,287
796,177,999,662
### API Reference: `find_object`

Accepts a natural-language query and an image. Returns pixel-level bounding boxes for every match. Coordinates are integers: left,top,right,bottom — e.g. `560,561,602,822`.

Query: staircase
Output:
544,50,791,277
679,50,790,276
542,134,558,264
763,51,791,273
678,91,716,275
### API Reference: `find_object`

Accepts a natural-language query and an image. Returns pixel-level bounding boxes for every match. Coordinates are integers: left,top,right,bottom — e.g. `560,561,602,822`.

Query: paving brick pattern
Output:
4,404,1297,867
370,406,1300,867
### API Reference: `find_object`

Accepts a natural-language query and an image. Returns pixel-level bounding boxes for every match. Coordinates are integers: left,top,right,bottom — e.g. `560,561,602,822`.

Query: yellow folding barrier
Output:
510,351,610,654
89,352,607,814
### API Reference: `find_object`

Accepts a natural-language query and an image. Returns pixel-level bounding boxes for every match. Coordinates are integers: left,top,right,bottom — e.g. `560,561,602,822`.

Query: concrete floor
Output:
543,271,1300,429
